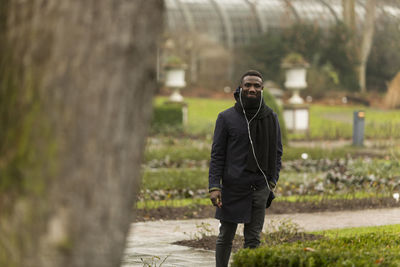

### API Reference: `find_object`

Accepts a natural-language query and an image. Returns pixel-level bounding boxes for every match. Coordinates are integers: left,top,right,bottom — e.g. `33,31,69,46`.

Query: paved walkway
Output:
122,207,400,267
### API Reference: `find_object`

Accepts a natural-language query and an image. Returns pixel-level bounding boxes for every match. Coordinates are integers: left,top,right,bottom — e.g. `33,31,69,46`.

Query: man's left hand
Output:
268,180,276,191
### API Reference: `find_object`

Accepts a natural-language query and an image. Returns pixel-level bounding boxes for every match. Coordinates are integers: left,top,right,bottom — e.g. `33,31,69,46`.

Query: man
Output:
208,70,283,267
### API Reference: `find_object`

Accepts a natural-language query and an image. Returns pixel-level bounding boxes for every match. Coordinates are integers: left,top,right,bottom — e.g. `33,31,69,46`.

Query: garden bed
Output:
134,197,399,222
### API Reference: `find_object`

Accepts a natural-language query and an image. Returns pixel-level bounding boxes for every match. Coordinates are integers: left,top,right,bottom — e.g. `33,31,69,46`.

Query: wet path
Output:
122,207,400,267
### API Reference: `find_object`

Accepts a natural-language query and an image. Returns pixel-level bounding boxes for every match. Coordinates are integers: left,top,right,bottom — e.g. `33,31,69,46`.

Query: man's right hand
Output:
210,190,222,208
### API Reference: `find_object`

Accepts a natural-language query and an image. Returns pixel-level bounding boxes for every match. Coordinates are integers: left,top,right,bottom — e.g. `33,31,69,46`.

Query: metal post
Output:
353,111,365,146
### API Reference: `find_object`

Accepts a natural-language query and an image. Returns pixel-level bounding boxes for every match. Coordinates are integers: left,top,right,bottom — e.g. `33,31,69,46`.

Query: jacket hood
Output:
233,86,240,102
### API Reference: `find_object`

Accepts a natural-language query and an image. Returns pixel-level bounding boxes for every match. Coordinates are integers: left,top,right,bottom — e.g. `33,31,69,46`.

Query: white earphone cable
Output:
239,88,273,192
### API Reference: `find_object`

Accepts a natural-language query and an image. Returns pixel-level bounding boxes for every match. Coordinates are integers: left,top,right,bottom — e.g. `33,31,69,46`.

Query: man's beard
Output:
242,91,262,109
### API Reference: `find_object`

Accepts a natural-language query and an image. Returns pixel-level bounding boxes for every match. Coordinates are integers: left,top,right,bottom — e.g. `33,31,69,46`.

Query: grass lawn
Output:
154,97,400,139
154,96,233,136
307,105,400,140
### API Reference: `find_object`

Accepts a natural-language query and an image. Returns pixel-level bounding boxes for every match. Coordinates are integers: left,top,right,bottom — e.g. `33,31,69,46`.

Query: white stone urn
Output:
165,65,186,102
282,53,309,104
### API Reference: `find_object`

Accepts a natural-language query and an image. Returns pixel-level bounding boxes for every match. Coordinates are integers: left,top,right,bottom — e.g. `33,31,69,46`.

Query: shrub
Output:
263,89,288,145
151,102,183,134
232,232,400,267
367,17,400,92
305,64,340,99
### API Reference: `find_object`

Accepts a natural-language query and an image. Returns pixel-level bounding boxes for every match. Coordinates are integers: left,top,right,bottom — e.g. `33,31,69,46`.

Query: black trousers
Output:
215,187,270,267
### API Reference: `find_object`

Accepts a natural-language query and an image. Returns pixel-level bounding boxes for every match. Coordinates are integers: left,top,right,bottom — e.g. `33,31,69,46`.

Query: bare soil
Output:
135,197,398,222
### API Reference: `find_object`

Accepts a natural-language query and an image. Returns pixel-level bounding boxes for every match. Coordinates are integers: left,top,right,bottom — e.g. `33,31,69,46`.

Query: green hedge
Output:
232,232,400,267
151,102,183,133
263,89,288,145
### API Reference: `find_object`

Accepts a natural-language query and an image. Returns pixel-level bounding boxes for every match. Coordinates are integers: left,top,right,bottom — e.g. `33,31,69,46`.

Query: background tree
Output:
236,23,359,96
367,16,400,91
342,0,356,32
236,0,397,96
0,1,163,267
358,0,377,93
343,0,377,93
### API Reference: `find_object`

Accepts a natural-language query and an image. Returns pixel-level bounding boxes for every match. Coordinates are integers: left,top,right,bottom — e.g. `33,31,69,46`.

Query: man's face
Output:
241,75,263,98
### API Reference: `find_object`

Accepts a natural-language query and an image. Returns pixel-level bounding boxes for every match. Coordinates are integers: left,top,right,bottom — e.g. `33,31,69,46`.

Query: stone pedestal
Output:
283,104,309,133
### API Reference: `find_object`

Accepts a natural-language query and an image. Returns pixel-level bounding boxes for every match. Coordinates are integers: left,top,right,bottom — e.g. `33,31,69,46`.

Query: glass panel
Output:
165,0,400,48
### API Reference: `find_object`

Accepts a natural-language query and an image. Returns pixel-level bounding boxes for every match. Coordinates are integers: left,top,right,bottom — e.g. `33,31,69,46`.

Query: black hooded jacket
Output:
208,88,283,223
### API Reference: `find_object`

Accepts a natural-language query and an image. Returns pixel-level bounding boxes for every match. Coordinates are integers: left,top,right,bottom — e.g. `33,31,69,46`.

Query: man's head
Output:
240,70,264,99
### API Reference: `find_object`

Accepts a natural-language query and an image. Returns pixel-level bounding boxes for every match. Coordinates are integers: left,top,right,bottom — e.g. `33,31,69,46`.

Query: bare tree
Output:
0,1,163,267
358,0,377,93
342,0,377,93
342,0,356,31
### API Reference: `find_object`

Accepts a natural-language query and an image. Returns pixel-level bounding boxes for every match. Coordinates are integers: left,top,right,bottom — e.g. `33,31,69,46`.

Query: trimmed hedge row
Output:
232,232,400,267
263,89,288,145
151,102,183,133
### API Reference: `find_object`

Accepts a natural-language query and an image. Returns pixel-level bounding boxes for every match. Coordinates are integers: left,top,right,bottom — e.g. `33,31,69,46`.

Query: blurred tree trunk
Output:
342,0,376,93
0,1,163,267
342,0,356,32
358,0,376,93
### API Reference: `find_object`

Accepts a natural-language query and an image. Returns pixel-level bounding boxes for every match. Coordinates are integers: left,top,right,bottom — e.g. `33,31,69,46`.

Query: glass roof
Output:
165,0,400,47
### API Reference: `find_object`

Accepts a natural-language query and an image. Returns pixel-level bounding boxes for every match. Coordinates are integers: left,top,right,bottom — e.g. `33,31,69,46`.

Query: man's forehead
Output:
243,75,263,83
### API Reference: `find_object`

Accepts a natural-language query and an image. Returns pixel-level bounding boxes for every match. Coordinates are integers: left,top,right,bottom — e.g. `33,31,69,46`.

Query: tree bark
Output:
342,0,376,93
0,1,163,267
342,0,356,32
358,0,376,93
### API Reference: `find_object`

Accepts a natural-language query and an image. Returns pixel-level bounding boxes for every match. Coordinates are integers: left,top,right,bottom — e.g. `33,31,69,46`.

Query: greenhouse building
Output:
161,0,400,90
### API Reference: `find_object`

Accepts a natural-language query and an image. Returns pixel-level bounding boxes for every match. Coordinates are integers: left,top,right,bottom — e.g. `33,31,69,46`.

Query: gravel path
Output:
122,207,400,267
